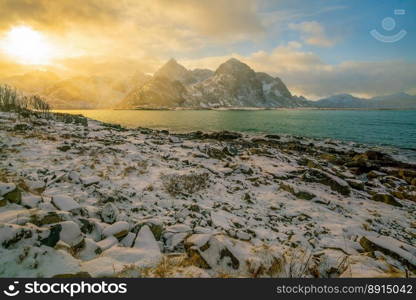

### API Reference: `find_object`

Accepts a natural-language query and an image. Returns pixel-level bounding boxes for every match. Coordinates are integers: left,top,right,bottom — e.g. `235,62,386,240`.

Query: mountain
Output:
0,70,151,109
187,58,266,107
314,94,368,108
314,93,416,109
118,58,306,108
120,76,187,108
0,70,61,93
369,93,416,109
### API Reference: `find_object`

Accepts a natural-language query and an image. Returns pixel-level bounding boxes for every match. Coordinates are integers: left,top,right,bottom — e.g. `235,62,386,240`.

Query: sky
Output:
0,0,415,99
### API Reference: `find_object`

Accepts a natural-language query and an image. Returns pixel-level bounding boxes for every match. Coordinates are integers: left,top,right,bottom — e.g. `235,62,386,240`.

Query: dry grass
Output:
161,172,209,197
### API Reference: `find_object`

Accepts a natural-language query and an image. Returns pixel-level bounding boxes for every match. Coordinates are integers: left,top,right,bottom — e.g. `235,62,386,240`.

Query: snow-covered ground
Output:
0,111,415,278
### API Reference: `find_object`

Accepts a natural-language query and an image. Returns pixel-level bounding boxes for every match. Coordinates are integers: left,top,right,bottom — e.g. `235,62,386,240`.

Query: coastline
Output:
1,111,415,278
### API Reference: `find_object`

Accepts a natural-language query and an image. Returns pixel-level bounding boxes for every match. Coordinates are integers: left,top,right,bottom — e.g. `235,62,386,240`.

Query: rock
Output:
360,236,416,272
236,164,254,175
346,179,365,191
371,193,402,207
0,196,6,207
96,236,118,251
81,245,162,277
134,225,160,253
280,183,315,200
185,234,284,276
78,238,102,261
77,218,95,234
223,145,238,156
169,136,181,143
80,176,101,187
265,134,281,140
206,131,242,140
120,232,136,247
0,223,47,248
68,171,81,183
367,170,386,179
164,223,192,251
236,231,251,241
165,232,189,251
21,194,42,208
57,145,71,152
132,219,164,240
0,183,22,204
29,211,65,226
205,146,228,160
53,272,91,278
166,224,192,233
303,168,351,196
13,123,30,131
102,221,129,239
51,195,81,212
40,224,62,247
100,203,119,224
0,183,17,197
58,221,84,247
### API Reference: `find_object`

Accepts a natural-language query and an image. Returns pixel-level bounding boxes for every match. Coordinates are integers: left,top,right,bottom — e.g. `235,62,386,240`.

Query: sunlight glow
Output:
1,26,56,65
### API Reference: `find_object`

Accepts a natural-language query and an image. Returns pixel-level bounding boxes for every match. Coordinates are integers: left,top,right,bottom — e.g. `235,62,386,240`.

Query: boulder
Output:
371,193,402,207
303,168,351,196
132,219,164,240
0,183,21,204
51,195,81,212
58,221,84,248
80,176,101,187
97,236,118,251
0,223,49,248
360,236,416,272
102,221,129,239
134,225,160,253
280,183,315,200
205,131,242,140
184,234,283,276
21,194,42,208
77,238,102,261
100,203,119,224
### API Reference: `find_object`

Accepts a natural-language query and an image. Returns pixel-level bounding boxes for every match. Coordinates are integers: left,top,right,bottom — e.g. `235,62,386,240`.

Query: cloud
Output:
0,0,264,59
289,21,335,47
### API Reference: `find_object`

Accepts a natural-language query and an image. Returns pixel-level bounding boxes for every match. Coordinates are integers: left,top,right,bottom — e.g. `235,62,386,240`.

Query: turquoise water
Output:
55,109,416,150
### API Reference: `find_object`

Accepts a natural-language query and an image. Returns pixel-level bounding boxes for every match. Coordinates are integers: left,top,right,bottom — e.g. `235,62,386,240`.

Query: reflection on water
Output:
54,109,416,151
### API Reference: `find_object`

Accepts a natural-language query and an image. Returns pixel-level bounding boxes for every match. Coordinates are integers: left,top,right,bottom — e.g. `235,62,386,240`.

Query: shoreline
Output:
1,111,415,278
57,107,416,111
51,110,416,162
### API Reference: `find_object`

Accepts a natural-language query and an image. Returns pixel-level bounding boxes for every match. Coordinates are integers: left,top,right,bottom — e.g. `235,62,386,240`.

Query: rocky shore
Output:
0,111,415,278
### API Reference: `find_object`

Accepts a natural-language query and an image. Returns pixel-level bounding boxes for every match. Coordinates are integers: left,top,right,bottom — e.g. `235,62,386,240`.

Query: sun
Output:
0,26,56,65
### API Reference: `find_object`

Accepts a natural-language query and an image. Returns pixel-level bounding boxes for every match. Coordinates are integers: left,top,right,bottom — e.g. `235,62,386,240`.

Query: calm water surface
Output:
55,109,416,152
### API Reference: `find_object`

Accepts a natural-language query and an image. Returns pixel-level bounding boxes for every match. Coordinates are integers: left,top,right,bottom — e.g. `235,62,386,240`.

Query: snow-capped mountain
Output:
119,58,307,108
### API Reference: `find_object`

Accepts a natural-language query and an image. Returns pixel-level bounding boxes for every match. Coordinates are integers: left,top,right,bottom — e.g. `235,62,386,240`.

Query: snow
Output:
96,236,118,251
0,111,415,277
102,221,129,238
0,183,16,196
134,225,161,253
51,195,81,212
59,221,83,247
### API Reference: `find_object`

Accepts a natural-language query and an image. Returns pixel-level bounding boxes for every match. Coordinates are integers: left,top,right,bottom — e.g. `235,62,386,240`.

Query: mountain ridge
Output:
119,57,307,109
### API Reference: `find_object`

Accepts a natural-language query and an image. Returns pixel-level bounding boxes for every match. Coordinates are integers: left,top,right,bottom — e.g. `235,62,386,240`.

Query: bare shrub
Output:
161,172,209,196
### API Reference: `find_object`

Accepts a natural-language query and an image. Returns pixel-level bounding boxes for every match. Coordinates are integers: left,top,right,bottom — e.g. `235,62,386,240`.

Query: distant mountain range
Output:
1,58,415,109
314,93,416,109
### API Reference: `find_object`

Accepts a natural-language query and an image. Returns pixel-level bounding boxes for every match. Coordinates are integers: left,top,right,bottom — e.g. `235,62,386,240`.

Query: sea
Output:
54,109,416,161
